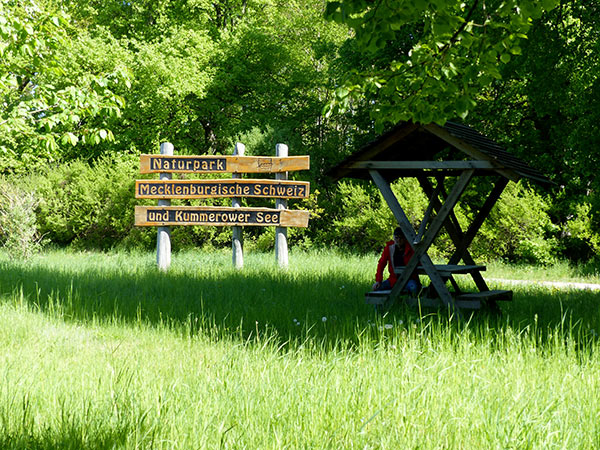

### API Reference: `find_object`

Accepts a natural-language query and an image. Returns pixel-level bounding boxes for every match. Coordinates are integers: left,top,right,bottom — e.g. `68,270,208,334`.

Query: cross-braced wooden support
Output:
327,121,549,317
368,169,512,316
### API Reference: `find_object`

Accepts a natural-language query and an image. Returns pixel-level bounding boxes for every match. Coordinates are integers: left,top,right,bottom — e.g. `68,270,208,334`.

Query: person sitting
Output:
372,227,420,295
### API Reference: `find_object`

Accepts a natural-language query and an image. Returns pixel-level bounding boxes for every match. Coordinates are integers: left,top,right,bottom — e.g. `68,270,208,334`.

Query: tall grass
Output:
0,249,599,448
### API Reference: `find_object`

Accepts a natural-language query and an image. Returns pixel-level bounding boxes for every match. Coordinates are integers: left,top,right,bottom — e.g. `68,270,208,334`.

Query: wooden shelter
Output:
327,121,550,315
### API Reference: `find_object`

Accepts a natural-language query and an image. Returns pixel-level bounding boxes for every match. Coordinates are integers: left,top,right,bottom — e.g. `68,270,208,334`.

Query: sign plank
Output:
139,154,310,174
135,206,310,227
135,179,310,199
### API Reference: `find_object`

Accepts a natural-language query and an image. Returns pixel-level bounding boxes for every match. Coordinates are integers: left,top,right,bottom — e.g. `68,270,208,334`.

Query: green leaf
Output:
541,0,559,11
20,44,32,57
61,132,79,146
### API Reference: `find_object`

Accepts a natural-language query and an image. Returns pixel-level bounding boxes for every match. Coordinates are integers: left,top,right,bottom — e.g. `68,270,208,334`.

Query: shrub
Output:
23,154,150,250
328,178,433,253
560,202,600,262
472,181,558,264
0,179,41,258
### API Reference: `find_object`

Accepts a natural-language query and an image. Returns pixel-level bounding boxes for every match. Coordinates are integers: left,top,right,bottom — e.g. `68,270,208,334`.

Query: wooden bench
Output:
365,289,512,310
394,264,486,277
365,290,391,305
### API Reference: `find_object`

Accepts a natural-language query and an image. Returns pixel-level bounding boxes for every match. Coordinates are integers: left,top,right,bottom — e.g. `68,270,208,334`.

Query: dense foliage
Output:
1,0,598,264
325,0,559,127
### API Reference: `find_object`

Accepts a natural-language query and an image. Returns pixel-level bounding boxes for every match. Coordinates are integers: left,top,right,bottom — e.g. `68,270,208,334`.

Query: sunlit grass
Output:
0,249,599,448
487,258,600,283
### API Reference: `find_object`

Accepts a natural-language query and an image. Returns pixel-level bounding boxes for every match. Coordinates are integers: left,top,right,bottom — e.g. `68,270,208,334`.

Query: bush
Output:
560,202,600,262
22,155,149,250
472,181,558,264
328,178,432,253
0,179,41,259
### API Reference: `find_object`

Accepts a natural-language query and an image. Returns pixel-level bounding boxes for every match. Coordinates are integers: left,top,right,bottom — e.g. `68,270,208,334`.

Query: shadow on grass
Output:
1,253,598,348
0,426,130,450
0,254,373,343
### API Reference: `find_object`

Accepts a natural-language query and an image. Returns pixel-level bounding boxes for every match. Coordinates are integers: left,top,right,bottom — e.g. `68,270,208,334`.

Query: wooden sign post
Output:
275,143,288,268
232,143,244,269
157,142,173,271
135,142,310,271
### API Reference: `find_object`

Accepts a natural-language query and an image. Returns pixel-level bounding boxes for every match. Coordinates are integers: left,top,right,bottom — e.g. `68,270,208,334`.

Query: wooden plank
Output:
140,154,309,174
457,290,513,301
366,290,392,296
365,291,391,305
135,179,310,199
406,297,482,310
348,161,496,170
394,265,486,276
135,206,310,227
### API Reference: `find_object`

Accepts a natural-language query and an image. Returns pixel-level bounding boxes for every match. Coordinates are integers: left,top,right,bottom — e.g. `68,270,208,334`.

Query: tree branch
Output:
440,0,480,56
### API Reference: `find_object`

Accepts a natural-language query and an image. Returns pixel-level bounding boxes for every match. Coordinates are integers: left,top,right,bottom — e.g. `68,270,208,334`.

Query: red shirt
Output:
375,240,417,287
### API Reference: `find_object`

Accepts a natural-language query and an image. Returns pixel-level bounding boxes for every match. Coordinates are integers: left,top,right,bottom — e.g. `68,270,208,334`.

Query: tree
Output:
471,0,600,259
0,0,130,172
325,0,559,129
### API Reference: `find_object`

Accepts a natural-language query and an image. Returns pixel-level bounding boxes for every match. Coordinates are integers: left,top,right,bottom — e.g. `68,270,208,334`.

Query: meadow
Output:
0,249,599,449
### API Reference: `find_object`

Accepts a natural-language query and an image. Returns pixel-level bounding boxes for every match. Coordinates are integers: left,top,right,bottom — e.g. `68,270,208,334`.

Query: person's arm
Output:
375,244,389,284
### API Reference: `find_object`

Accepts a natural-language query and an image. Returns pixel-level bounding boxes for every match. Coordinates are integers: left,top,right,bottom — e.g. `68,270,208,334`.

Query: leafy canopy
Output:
325,0,559,128
0,0,130,171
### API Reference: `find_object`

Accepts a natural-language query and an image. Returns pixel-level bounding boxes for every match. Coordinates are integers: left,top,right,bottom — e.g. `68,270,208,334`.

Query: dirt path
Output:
488,278,600,292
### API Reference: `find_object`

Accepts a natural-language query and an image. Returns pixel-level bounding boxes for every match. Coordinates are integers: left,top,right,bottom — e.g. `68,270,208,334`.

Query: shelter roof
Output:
327,121,550,184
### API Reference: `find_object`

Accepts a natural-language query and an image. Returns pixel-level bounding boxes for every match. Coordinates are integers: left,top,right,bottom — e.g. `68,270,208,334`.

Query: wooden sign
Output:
135,206,310,227
139,154,310,174
135,179,310,199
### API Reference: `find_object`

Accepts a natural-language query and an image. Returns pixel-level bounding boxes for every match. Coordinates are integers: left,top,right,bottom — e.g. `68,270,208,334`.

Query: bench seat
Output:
365,289,512,309
394,264,486,277
457,289,512,302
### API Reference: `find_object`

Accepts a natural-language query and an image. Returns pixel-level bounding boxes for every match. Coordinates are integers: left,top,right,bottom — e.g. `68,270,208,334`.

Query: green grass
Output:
486,259,600,284
1,249,599,449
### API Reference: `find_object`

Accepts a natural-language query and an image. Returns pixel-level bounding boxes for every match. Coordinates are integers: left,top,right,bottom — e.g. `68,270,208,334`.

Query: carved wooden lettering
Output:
139,154,309,174
135,179,310,199
135,206,310,228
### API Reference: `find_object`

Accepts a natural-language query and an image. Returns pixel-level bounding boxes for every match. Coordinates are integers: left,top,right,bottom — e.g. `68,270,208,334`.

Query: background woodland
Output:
1,0,599,264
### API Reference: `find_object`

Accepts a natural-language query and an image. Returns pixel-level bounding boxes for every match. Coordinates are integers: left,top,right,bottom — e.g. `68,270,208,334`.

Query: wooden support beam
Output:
331,123,419,180
232,142,245,270
347,161,496,170
448,177,509,265
418,176,489,292
416,178,443,243
156,143,173,272
390,169,474,314
418,176,508,299
369,169,473,317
